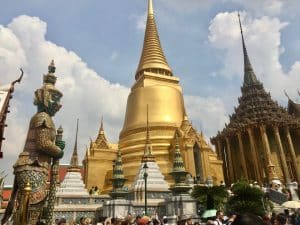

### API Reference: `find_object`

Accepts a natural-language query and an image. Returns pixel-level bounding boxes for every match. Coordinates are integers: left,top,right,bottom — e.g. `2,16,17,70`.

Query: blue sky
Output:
1,0,300,184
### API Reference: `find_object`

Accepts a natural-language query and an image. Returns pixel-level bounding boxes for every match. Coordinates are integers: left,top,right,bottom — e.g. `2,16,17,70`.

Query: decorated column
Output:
217,139,229,185
273,126,291,183
285,127,300,184
225,137,234,184
259,125,278,182
247,127,262,183
237,132,249,179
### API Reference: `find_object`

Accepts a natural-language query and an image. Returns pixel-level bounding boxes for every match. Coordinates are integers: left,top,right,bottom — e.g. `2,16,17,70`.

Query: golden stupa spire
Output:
96,116,107,141
99,116,104,134
135,0,173,80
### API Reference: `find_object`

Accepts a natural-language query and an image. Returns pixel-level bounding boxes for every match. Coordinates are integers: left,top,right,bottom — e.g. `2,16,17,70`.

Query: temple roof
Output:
212,15,300,140
285,90,300,118
287,98,300,118
135,0,172,80
94,117,109,149
0,69,23,158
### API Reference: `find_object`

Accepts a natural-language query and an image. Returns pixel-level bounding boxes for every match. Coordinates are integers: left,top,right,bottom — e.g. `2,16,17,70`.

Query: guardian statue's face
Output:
34,88,62,116
47,90,62,116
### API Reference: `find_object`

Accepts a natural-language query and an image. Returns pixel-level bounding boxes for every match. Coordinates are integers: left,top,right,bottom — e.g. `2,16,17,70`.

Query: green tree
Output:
191,185,229,210
226,180,272,216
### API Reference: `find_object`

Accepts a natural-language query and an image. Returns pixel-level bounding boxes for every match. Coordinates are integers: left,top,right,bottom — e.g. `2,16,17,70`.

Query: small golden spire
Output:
95,117,108,145
100,116,104,134
135,0,173,80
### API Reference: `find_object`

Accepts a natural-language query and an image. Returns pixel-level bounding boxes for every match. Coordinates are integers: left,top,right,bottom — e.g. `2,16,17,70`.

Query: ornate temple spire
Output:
238,13,259,86
135,0,173,80
69,119,80,171
172,130,186,173
169,129,191,194
142,105,155,162
113,149,125,181
99,116,104,135
95,116,108,147
110,148,127,199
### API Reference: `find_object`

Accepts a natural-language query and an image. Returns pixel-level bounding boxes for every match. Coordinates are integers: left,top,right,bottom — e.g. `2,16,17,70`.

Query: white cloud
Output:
0,15,129,183
185,95,228,139
209,12,287,78
209,11,300,103
0,25,27,83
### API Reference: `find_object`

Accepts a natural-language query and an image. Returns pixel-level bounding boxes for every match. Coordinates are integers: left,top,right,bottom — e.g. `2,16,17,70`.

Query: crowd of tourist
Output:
53,209,300,225
205,210,300,225
55,216,93,225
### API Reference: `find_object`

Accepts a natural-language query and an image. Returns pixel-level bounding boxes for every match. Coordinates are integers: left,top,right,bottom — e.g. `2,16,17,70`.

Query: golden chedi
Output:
83,0,224,193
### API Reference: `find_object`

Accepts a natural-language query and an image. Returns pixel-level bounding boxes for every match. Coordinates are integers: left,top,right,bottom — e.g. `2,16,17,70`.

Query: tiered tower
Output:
169,130,191,195
110,149,128,199
84,0,223,192
211,15,300,186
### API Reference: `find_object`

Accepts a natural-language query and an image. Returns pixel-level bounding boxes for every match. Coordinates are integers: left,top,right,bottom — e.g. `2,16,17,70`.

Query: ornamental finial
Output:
148,0,154,16
48,60,56,73
43,60,59,86
237,13,259,86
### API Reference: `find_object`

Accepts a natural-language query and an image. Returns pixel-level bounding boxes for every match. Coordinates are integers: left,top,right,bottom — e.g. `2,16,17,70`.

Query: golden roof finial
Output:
100,116,104,134
135,0,173,80
148,0,154,16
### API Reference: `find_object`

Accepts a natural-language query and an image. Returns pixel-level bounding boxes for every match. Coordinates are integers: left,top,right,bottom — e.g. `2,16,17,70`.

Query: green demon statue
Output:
1,60,65,225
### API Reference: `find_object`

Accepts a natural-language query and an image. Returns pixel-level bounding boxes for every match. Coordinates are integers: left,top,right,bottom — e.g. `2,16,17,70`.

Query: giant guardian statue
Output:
1,60,65,225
